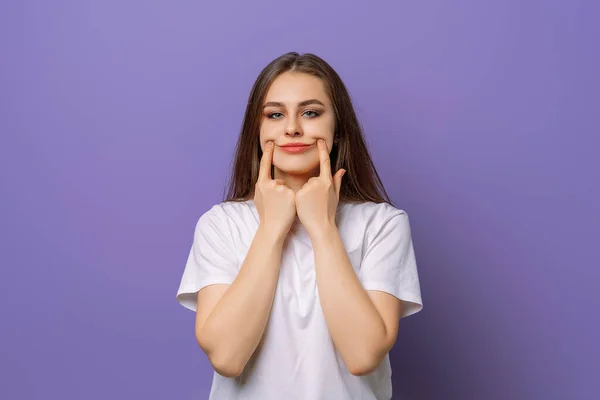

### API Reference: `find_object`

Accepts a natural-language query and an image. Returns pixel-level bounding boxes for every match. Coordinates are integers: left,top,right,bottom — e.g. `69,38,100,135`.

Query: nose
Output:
284,116,303,138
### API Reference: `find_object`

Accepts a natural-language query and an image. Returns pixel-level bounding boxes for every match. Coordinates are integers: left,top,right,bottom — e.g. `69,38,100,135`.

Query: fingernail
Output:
266,141,273,148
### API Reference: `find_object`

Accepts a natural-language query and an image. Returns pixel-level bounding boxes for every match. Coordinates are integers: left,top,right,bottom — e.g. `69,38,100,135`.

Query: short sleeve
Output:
359,211,423,318
176,205,239,312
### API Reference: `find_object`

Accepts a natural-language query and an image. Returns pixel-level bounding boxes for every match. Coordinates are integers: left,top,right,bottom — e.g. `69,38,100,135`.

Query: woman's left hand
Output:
296,139,346,236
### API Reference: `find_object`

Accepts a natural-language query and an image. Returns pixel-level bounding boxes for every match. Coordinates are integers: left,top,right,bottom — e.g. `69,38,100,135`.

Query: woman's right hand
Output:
254,141,296,239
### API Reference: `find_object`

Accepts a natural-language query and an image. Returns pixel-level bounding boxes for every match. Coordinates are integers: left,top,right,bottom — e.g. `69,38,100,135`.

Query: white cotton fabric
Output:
176,199,423,400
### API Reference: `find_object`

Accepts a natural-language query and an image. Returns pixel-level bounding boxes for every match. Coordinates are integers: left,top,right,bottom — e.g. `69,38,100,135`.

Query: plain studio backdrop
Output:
0,1,598,399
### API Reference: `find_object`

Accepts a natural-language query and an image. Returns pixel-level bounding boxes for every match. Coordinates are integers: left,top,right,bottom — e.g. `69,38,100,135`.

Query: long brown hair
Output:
224,52,392,205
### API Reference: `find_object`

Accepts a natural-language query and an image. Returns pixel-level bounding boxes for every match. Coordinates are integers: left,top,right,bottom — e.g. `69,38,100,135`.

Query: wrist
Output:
257,223,288,245
307,221,338,243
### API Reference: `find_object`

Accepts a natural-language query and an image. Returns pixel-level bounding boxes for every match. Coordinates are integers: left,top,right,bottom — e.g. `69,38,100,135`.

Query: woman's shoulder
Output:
199,199,255,219
339,201,412,240
194,199,258,233
340,200,408,221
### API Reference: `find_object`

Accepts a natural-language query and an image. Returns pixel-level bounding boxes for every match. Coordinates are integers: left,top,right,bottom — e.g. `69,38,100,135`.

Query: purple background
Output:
1,1,598,399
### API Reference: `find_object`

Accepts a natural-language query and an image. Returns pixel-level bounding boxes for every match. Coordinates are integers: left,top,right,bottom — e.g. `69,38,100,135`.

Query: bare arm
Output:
195,227,285,377
194,140,296,377
311,225,402,376
295,140,403,376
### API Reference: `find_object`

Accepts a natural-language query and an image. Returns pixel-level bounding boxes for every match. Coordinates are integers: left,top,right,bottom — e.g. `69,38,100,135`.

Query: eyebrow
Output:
262,99,325,109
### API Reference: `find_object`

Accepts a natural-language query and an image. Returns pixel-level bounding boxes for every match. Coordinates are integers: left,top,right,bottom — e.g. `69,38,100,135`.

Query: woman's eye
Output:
268,112,284,119
303,110,320,118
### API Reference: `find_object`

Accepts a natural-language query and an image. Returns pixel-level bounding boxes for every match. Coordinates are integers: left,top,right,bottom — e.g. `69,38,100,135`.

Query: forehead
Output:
264,71,330,104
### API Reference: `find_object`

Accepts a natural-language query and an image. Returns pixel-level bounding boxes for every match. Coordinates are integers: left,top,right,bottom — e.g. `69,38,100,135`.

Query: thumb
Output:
333,169,346,196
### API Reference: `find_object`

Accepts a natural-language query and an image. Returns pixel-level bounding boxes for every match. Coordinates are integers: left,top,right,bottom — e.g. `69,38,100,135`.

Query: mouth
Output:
278,142,314,154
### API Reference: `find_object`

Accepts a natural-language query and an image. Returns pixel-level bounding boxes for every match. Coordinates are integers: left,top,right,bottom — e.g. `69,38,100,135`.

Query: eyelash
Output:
267,110,320,119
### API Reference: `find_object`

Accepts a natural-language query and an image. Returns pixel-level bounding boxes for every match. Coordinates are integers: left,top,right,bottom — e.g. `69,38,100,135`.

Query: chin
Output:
275,161,319,176
273,154,319,176
277,166,318,176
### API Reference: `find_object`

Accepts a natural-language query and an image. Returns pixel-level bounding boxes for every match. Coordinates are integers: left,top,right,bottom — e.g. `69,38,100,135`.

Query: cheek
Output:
259,124,278,145
305,118,335,144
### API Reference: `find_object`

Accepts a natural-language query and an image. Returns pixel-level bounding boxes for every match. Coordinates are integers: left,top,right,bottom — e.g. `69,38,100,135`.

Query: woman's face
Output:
259,71,336,177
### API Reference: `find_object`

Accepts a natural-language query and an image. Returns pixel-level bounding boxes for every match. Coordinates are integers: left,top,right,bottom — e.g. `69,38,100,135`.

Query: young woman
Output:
176,52,423,400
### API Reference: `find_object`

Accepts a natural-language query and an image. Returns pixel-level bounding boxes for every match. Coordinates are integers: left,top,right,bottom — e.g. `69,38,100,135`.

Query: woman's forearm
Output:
311,224,389,375
197,226,285,376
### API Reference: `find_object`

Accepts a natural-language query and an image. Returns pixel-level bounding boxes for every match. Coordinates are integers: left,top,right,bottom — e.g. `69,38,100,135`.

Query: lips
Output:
278,142,314,154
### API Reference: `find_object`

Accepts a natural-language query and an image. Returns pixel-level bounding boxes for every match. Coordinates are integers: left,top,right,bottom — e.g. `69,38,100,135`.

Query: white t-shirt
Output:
176,199,423,400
